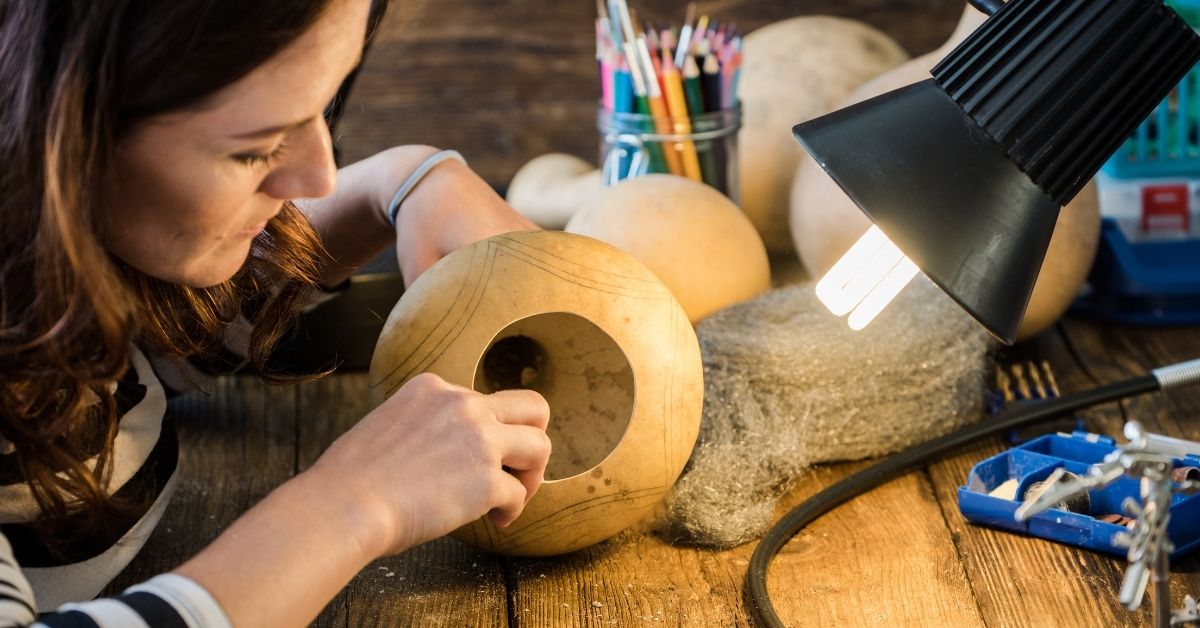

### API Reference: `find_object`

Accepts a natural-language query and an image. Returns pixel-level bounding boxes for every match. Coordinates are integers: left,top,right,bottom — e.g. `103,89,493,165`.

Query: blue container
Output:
957,431,1200,561
1073,218,1200,324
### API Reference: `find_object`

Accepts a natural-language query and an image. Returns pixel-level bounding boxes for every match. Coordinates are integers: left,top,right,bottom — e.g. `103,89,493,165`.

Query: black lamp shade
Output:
794,79,1058,343
793,0,1200,344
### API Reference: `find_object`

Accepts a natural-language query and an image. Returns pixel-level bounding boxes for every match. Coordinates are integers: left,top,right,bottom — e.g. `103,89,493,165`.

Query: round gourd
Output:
506,153,601,229
789,5,1101,341
739,16,909,253
369,230,703,556
1017,184,1101,341
565,174,771,324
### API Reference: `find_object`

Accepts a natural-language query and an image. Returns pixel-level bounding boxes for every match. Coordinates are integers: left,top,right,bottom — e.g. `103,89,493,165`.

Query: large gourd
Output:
565,175,771,324
789,4,1102,341
369,231,703,556
739,16,909,253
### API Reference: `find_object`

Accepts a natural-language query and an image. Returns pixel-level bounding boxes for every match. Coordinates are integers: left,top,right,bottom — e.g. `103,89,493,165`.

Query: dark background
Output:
336,0,964,188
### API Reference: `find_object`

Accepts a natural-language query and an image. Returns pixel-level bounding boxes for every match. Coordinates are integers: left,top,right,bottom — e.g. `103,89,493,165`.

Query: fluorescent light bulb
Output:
816,226,920,331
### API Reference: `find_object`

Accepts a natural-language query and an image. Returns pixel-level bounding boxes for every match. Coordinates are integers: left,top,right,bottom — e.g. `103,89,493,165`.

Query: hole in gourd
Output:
474,312,634,481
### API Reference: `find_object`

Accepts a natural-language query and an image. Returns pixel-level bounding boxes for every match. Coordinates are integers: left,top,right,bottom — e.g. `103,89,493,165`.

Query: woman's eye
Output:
232,142,288,168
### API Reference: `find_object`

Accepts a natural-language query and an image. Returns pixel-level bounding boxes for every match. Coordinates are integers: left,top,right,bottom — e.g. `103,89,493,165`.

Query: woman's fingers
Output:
495,423,551,505
487,388,550,430
497,424,552,471
491,391,551,507
486,472,530,528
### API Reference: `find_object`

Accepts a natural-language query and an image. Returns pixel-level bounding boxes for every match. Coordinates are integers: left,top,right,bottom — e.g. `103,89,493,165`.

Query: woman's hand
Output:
306,372,552,557
392,154,538,286
176,373,550,627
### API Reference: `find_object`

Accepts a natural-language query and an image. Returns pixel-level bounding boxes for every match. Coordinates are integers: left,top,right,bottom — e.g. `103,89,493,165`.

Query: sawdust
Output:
666,276,994,547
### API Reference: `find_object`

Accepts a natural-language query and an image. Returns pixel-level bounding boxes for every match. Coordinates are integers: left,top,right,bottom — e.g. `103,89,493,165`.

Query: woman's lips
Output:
236,220,269,238
236,205,282,238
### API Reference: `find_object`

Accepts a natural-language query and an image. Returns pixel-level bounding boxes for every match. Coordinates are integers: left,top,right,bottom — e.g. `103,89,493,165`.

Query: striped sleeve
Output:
0,531,229,628
34,575,232,628
0,535,37,624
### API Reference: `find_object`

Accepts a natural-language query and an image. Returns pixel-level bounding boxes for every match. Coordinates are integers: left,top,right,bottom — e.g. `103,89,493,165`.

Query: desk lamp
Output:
794,0,1200,344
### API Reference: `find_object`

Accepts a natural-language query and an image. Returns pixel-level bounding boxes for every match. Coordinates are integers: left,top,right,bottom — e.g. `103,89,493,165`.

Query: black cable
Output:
747,373,1161,628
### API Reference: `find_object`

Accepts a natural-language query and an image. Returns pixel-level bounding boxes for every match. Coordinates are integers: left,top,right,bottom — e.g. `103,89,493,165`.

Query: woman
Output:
0,0,552,625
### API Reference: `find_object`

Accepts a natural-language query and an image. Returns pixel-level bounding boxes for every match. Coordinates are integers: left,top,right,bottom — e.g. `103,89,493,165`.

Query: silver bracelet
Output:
385,149,467,227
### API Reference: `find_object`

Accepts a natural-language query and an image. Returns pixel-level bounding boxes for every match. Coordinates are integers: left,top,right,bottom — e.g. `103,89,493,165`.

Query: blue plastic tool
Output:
957,431,1200,561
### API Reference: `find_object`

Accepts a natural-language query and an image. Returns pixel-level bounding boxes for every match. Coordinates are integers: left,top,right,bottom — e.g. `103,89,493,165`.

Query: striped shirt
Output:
0,287,341,625
0,346,232,626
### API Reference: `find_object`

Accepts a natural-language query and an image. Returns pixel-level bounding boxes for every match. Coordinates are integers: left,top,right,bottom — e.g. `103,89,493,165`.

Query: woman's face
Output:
100,0,371,288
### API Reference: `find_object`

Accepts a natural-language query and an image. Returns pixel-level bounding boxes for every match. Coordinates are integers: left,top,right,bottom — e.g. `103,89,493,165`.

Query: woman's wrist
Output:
381,149,466,227
370,145,443,231
173,466,391,626
286,464,397,561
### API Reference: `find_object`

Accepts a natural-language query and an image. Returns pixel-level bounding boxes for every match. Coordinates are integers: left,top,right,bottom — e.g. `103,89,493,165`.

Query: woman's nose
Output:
259,117,337,200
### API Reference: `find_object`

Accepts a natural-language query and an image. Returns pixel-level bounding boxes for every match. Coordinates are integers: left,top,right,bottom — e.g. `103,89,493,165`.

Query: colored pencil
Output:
624,40,667,174
674,3,698,68
683,55,719,187
721,51,739,109
613,62,633,114
660,48,702,181
613,0,636,50
600,52,614,111
682,55,705,116
660,28,676,54
635,36,683,175
701,53,722,113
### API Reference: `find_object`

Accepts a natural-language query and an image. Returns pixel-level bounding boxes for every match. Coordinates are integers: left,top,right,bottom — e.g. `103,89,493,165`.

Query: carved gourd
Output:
369,230,703,556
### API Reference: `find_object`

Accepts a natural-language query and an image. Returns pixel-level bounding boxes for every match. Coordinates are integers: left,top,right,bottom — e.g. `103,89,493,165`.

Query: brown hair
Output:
0,0,376,543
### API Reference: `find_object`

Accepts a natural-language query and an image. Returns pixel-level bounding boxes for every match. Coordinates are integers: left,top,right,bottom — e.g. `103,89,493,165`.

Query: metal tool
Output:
1015,422,1200,627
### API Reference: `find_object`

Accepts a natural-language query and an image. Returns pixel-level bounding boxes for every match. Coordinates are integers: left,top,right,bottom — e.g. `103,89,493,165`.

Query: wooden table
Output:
103,308,1200,626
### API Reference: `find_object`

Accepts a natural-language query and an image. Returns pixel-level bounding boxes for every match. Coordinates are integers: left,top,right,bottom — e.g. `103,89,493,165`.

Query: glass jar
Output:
597,105,742,203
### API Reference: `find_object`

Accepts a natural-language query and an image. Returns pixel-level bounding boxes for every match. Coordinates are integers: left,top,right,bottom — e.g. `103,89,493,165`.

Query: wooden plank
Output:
104,376,300,592
763,463,983,626
504,513,755,626
507,460,981,626
337,0,963,186
297,373,509,627
1060,320,1200,439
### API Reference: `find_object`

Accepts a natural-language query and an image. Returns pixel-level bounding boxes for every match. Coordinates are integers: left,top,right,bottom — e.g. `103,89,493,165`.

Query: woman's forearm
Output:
296,145,440,287
173,468,389,627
